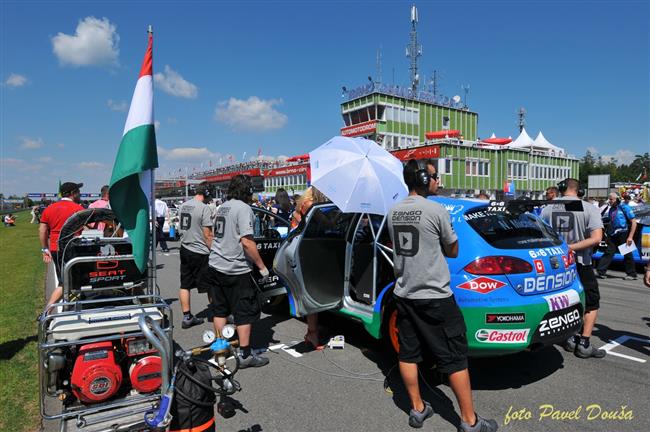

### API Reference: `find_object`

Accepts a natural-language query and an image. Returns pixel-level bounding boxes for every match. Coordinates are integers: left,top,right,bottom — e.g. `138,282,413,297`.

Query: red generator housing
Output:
71,342,122,403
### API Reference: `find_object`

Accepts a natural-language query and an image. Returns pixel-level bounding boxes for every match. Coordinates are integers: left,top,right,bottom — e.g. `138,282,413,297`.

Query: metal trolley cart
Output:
38,209,174,432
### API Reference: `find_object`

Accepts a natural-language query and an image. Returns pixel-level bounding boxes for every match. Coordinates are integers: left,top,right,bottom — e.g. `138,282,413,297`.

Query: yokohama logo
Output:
457,277,507,294
475,329,530,344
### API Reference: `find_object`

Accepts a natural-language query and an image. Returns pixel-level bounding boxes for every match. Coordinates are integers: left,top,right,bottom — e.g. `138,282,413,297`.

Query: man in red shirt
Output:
39,182,84,312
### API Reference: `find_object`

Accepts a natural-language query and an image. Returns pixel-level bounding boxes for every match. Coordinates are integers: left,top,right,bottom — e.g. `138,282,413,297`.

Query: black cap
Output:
60,182,83,195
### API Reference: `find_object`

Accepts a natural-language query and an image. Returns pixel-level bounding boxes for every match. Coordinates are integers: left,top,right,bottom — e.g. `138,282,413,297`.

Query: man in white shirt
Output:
154,197,169,253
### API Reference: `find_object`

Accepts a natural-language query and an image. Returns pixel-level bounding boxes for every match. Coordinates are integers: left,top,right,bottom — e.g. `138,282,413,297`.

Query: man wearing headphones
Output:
387,160,497,432
596,192,638,280
201,175,270,368
541,178,605,358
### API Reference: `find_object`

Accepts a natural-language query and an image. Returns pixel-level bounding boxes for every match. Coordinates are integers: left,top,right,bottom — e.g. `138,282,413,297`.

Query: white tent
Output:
507,128,535,149
533,131,565,156
507,129,566,156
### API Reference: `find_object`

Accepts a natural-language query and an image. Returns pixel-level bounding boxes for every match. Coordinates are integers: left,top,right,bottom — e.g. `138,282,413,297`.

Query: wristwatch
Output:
41,248,49,253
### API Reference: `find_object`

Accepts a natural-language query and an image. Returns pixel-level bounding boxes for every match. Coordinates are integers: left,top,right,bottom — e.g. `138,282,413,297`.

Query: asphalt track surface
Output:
43,245,649,432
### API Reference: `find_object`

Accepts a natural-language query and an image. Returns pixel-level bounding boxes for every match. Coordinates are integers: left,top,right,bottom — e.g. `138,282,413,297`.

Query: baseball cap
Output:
60,182,83,195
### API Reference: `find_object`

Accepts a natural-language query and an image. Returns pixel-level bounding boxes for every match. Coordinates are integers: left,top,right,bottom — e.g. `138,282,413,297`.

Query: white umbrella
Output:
309,136,408,215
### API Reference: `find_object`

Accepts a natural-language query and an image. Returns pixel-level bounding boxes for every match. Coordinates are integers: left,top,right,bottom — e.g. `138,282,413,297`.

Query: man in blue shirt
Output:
597,192,638,280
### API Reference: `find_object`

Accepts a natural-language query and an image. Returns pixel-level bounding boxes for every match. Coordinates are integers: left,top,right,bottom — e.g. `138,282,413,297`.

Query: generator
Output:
38,208,173,432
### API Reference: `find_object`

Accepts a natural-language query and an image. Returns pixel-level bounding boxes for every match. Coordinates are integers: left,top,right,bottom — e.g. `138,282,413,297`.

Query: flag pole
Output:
148,24,158,295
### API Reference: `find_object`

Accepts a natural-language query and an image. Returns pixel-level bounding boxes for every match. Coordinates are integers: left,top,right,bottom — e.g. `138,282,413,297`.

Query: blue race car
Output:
268,197,585,357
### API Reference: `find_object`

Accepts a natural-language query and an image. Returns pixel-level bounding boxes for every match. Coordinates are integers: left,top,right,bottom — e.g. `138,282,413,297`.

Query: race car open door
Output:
274,204,355,317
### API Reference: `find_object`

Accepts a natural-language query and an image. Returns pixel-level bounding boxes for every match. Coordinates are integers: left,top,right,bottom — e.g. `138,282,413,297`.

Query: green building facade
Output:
340,88,579,197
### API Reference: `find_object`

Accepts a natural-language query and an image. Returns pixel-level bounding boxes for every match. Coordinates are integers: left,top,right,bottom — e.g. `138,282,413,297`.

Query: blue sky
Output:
1,0,648,196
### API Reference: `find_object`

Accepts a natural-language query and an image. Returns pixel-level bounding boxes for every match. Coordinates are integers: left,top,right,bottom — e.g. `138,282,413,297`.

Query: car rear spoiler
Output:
487,199,585,215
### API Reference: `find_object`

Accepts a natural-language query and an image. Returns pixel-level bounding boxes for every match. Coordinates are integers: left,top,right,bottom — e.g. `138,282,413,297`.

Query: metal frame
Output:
38,294,173,431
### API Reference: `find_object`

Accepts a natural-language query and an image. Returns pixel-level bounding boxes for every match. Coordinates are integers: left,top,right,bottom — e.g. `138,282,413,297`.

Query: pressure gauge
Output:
221,324,236,339
202,330,216,344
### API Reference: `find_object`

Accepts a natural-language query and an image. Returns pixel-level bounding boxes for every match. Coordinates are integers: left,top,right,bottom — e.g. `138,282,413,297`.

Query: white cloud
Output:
154,120,161,131
20,137,44,150
1,157,26,165
602,150,636,165
77,161,106,169
107,99,127,112
37,156,54,163
215,96,288,131
154,65,198,98
588,147,637,165
52,17,120,67
158,146,219,162
5,73,28,87
57,143,65,149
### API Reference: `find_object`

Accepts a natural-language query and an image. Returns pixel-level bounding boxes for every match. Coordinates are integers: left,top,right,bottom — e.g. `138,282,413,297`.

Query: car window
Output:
250,206,290,239
464,207,563,249
303,208,355,239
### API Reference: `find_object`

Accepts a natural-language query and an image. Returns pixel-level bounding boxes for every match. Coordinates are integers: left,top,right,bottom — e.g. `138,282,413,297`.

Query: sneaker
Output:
575,343,606,359
562,335,578,353
181,316,204,329
596,272,607,279
408,401,433,428
162,249,170,253
458,413,498,432
238,352,269,369
623,275,638,281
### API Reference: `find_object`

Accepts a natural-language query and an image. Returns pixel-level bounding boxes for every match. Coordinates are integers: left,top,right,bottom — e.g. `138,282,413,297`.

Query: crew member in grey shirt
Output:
178,185,213,329
200,175,270,368
387,159,497,432
541,178,605,358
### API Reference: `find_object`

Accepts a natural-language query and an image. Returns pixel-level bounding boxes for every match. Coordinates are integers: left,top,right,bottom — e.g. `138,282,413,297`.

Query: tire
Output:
381,299,400,355
261,294,289,315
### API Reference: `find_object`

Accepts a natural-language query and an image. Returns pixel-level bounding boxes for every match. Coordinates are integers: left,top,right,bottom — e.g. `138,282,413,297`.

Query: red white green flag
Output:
109,32,158,272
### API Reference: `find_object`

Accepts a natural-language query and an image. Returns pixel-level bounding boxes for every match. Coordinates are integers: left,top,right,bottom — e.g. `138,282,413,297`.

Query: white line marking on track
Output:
600,335,649,363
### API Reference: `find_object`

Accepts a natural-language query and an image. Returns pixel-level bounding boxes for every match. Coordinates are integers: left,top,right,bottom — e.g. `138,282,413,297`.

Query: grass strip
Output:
0,216,45,432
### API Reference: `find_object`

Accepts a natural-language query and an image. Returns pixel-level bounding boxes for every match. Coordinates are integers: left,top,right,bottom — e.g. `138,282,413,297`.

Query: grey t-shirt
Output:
540,196,603,266
388,195,458,300
179,198,213,255
209,199,255,275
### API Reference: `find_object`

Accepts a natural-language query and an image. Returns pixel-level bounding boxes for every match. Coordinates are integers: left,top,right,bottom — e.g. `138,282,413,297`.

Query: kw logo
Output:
549,294,569,311
543,289,580,312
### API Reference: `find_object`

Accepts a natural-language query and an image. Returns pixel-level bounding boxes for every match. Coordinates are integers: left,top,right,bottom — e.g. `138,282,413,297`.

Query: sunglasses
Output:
429,173,438,181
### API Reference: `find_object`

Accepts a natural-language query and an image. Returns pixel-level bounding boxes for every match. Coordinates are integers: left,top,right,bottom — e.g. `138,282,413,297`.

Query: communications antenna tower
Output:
376,45,383,84
518,107,527,133
406,4,422,93
430,70,439,97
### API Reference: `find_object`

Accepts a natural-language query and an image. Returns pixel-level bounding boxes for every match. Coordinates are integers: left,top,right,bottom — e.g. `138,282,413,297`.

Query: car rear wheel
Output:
382,301,400,355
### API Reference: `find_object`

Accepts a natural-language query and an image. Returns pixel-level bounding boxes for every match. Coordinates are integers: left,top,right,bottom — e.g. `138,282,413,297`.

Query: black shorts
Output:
202,267,260,326
394,294,468,375
577,263,600,312
51,250,62,285
180,246,209,290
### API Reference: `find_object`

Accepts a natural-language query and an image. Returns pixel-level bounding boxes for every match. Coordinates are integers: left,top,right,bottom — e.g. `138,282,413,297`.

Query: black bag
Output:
170,361,216,432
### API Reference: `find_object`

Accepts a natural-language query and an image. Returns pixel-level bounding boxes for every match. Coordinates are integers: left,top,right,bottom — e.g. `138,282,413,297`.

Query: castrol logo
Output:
475,329,529,344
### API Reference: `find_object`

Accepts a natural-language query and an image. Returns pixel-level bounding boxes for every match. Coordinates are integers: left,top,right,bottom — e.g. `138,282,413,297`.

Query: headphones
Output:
557,178,585,197
413,160,437,188
242,175,254,195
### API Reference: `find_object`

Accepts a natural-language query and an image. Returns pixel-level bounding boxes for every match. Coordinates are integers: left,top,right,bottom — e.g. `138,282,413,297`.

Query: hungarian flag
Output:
109,31,158,272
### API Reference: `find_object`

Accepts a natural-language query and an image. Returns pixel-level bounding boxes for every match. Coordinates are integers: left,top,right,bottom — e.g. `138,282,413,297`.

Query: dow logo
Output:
457,277,506,294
